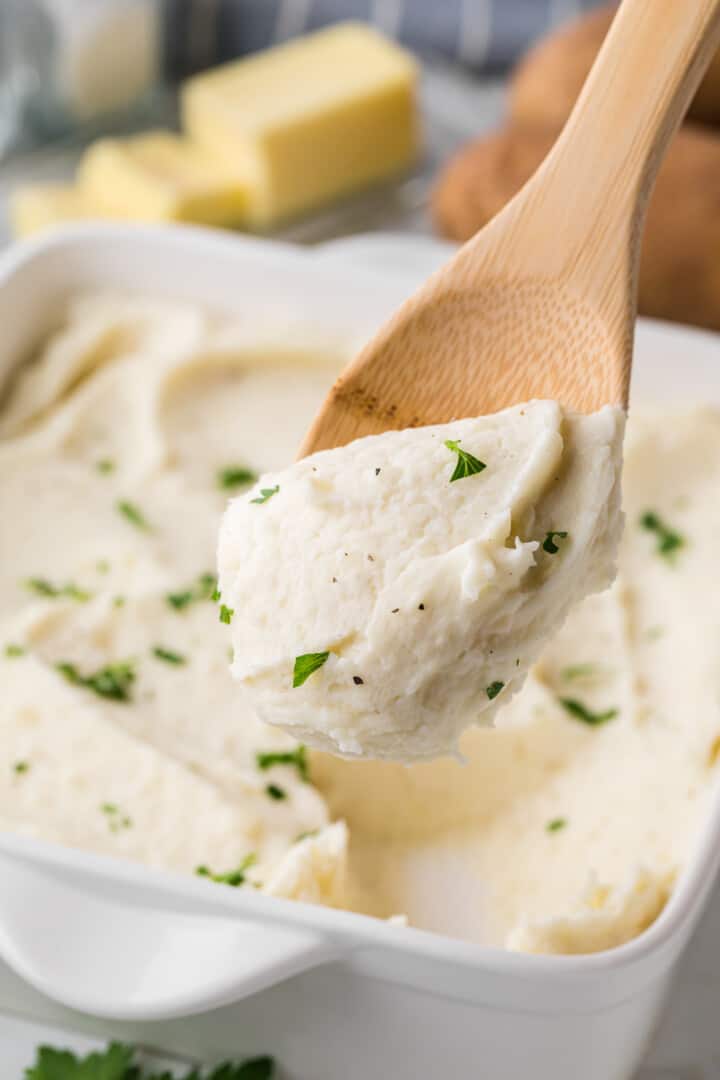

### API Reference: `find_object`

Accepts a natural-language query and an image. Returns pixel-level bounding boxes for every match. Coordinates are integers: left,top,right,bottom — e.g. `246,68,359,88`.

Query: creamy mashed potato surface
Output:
1,292,717,953
218,402,624,760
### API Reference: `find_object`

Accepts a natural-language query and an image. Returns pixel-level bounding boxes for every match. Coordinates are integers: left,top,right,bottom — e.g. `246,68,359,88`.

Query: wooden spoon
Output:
300,0,720,456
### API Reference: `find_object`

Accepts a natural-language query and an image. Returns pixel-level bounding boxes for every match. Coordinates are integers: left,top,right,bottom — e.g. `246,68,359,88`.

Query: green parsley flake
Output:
24,1042,274,1080
265,783,287,801
251,485,279,505
113,595,126,608
486,681,505,700
639,510,685,562
152,646,187,666
218,465,258,490
195,853,256,887
257,745,309,782
293,651,330,687
96,459,115,474
116,500,151,531
96,560,110,574
4,643,25,658
56,660,136,703
101,802,132,832
166,572,217,611
546,818,567,833
542,531,569,554
13,761,29,775
561,663,597,682
443,439,487,483
559,696,618,727
219,603,234,624
24,578,92,602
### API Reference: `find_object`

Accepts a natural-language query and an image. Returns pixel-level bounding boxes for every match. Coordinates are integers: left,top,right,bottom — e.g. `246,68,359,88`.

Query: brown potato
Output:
509,3,720,130
432,123,720,332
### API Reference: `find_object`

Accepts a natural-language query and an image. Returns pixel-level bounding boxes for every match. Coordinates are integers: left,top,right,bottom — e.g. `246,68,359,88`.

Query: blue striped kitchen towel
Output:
165,0,606,77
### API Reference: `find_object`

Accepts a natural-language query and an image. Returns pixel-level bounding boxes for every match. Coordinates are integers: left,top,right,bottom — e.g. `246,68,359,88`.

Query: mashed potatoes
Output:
218,402,624,760
0,292,716,954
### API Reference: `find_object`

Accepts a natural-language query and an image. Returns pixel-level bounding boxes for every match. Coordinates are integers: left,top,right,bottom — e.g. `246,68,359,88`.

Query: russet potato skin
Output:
508,3,720,129
432,124,720,333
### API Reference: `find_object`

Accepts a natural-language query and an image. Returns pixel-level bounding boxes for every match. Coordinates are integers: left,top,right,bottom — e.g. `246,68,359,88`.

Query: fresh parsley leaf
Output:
250,486,279,505
559,697,618,727
116,500,151,531
166,573,217,611
195,853,256,887
219,604,234,624
152,646,187,666
639,510,685,562
293,651,329,687
24,578,92,602
265,783,287,801
4,643,25,658
96,459,116,475
218,465,258,491
486,680,504,700
13,761,29,774
542,531,568,554
256,746,309,782
546,818,567,833
25,1041,134,1080
56,660,136,703
443,439,487,483
24,1041,274,1080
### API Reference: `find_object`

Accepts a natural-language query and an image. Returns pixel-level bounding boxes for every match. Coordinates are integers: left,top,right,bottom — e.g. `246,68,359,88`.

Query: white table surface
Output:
0,73,718,1077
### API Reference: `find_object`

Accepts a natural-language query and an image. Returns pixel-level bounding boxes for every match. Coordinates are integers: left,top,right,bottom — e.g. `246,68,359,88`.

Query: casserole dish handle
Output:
0,853,339,1020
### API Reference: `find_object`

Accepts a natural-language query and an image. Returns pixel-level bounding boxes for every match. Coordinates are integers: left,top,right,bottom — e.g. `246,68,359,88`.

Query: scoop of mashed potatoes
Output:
218,400,625,761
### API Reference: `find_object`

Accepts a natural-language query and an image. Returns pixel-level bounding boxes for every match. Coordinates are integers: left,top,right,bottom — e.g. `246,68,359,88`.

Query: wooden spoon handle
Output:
502,0,720,293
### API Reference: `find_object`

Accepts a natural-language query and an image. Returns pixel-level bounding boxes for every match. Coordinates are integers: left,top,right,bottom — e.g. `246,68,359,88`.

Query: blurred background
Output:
2,0,719,334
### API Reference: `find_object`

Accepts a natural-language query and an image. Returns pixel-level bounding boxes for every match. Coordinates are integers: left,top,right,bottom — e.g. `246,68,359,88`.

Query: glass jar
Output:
0,0,163,157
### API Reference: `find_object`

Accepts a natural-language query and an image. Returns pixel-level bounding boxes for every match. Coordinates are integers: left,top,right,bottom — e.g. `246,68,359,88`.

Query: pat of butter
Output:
78,131,248,226
9,184,100,238
182,22,420,226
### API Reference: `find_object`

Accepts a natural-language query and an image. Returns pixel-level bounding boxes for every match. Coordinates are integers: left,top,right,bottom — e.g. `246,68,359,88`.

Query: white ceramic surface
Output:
0,225,719,1079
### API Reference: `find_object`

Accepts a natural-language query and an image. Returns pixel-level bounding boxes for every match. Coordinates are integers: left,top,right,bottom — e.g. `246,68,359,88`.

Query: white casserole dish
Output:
0,224,719,1079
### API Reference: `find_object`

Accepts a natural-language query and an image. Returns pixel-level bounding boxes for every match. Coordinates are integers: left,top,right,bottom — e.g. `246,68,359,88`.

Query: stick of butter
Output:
182,22,421,226
77,131,248,226
9,185,101,238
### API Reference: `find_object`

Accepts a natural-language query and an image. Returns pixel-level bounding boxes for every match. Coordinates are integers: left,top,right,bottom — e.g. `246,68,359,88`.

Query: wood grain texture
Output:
300,0,720,456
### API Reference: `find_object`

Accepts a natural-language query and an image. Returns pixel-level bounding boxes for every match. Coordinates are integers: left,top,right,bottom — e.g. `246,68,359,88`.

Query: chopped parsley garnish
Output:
546,817,567,833
265,783,287,801
295,829,319,843
486,681,505,700
24,1042,274,1080
256,745,309,782
219,604,234,624
4,643,25,658
542,531,569,554
443,439,487,482
211,588,221,602
96,459,115,474
101,802,132,832
195,853,256,887
561,663,597,682
218,465,258,490
152,646,187,666
113,595,125,608
559,696,618,727
116,500,151,531
639,510,685,562
56,660,136,703
251,485,279,505
24,578,92,602
96,560,110,574
13,761,29,775
293,651,330,687
166,572,217,611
